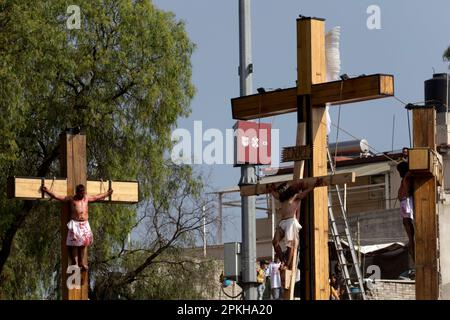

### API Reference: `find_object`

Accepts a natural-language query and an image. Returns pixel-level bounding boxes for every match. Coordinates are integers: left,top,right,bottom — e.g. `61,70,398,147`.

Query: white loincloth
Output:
400,196,414,220
66,220,93,247
279,217,302,249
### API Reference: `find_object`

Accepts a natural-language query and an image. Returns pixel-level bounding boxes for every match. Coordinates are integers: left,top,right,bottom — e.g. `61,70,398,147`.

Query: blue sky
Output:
152,0,450,243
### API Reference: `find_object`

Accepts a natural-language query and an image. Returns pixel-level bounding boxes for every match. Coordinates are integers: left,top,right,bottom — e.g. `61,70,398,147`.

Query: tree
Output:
89,164,219,300
443,46,450,66
0,0,206,299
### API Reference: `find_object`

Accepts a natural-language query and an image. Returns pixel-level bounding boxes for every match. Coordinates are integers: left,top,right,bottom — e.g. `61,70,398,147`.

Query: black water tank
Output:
425,73,450,113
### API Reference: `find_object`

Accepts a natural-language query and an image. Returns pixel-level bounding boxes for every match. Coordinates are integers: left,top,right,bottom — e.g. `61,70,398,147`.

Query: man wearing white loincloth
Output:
41,184,112,271
397,161,415,262
268,178,324,270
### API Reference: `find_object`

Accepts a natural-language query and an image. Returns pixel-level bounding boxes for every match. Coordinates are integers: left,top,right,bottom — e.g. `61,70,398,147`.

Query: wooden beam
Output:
293,122,307,179
282,145,311,162
412,107,439,300
239,172,355,197
284,120,308,299
414,177,438,300
60,132,87,300
293,16,327,301
413,108,436,148
310,105,330,300
297,17,326,94
296,16,330,300
311,74,394,106
7,177,67,200
409,148,443,186
231,74,394,120
7,178,139,204
87,180,139,203
231,87,297,120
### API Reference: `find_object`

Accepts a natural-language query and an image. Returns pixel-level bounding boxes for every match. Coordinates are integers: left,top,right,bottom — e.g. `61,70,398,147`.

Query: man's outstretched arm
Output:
293,178,324,201
88,189,113,202
41,186,67,201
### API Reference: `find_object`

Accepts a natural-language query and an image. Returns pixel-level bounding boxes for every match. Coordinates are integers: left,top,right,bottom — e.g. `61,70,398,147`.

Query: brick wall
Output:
366,280,415,300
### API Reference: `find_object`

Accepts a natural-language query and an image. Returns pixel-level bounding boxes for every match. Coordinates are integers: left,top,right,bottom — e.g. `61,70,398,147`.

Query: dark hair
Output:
334,263,341,273
276,182,289,193
76,184,85,194
397,161,408,178
278,185,297,202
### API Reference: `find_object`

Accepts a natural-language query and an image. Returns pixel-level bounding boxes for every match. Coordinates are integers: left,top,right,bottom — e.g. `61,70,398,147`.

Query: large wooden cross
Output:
408,106,443,300
230,17,394,300
7,130,139,300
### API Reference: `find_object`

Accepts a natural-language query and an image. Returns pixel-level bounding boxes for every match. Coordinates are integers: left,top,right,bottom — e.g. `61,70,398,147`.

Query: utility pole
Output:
202,205,207,258
238,0,257,300
218,193,223,245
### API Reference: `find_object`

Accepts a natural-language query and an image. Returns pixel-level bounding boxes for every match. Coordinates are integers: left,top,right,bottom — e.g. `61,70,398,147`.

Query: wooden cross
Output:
230,17,394,300
408,106,443,300
7,131,139,300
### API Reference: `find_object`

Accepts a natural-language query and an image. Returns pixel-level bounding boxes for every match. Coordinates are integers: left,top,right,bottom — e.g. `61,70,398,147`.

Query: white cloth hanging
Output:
325,26,341,136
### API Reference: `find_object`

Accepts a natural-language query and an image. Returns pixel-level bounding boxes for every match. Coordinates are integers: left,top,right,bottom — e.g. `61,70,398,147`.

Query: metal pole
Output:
203,205,206,258
384,173,390,210
238,0,257,300
357,218,361,273
218,193,223,245
271,195,276,261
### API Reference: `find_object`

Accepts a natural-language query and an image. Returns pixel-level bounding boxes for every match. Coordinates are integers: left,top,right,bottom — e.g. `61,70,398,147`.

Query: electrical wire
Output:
393,96,408,106
329,122,399,163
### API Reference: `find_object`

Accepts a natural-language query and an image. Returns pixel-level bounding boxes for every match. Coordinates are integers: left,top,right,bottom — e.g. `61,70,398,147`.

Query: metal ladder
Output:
327,148,366,300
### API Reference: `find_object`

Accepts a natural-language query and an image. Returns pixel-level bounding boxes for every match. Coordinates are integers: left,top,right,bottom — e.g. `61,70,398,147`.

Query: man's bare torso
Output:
279,198,299,220
70,196,89,221
398,174,412,200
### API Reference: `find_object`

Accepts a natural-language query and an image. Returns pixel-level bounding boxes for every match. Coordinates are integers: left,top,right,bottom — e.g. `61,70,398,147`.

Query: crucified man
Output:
41,184,113,271
268,178,324,270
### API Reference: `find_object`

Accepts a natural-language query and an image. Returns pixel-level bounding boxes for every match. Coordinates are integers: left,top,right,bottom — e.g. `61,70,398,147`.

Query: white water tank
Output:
328,139,370,157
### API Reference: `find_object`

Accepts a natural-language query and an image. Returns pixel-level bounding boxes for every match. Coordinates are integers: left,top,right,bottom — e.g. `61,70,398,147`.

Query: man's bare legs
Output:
403,218,415,262
79,246,88,271
284,246,295,270
272,228,296,269
68,246,88,272
272,228,285,263
69,246,78,266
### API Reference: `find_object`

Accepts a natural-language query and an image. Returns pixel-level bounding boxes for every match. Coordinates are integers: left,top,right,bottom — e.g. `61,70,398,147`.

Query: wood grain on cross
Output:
230,17,394,300
7,131,138,300
408,107,443,300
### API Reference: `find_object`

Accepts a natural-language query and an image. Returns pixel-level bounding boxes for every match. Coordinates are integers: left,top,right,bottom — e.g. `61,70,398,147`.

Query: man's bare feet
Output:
80,264,89,271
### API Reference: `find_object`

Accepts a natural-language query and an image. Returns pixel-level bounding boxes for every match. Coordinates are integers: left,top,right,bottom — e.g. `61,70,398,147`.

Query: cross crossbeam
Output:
231,74,394,120
239,172,355,197
7,177,138,203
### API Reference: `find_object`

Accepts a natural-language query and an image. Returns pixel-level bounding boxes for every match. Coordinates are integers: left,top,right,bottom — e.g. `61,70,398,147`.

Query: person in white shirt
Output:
268,258,283,300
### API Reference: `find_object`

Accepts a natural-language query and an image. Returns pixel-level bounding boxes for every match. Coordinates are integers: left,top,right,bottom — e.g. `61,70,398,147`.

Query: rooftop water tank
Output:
328,139,370,157
425,73,450,113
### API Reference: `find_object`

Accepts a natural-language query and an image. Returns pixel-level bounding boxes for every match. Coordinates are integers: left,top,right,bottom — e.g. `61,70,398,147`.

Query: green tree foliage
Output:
0,0,207,299
443,46,450,63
